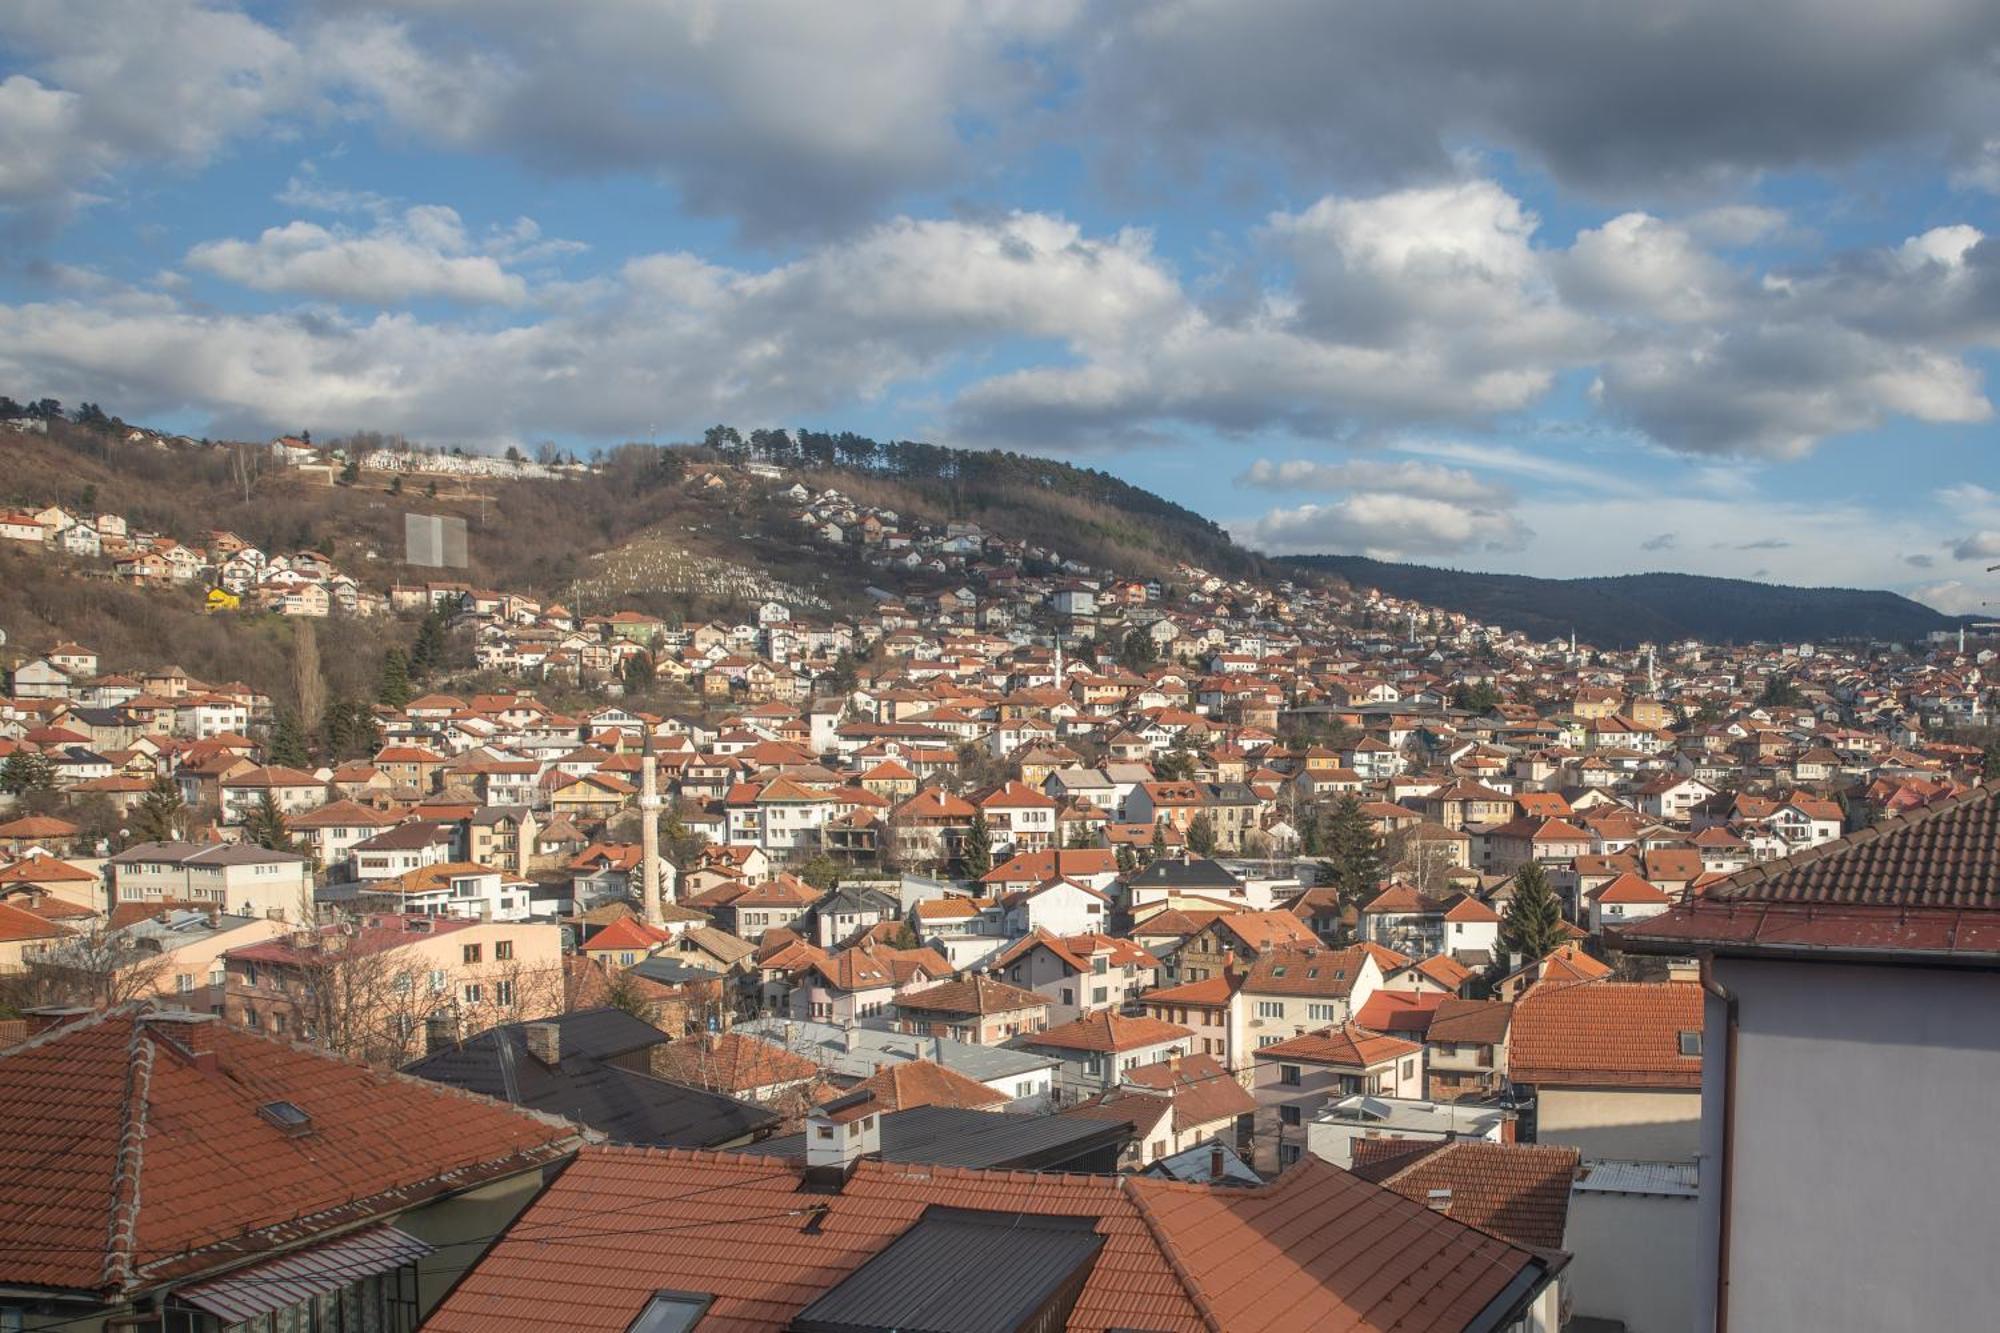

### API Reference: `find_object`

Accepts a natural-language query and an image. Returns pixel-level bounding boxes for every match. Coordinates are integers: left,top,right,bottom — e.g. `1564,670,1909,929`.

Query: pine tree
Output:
1324,794,1386,903
961,814,993,878
268,713,311,768
1147,821,1167,863
1186,811,1217,856
245,791,295,853
1500,862,1566,962
376,647,411,708
410,610,448,680
131,775,187,843
0,750,54,797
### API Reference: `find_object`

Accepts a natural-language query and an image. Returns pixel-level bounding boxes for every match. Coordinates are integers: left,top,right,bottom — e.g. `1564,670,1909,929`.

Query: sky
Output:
4,2,2000,615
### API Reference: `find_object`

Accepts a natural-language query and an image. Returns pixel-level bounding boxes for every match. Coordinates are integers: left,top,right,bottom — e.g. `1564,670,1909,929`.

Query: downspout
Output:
1699,956,1738,1333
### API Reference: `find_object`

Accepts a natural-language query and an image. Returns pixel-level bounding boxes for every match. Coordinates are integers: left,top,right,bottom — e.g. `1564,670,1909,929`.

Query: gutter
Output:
1699,956,1738,1333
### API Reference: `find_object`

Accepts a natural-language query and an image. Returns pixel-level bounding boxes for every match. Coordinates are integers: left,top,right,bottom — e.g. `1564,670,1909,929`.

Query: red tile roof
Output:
892,973,1048,1016
1624,779,2000,962
648,1032,818,1094
1509,980,1703,1089
1349,1139,1580,1252
1252,1022,1423,1070
0,1004,579,1297
424,1146,1550,1332
837,1059,1007,1111
1121,1052,1256,1132
1025,1010,1194,1053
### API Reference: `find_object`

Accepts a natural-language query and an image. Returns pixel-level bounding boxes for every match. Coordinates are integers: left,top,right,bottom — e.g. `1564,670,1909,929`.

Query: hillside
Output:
1286,555,1961,648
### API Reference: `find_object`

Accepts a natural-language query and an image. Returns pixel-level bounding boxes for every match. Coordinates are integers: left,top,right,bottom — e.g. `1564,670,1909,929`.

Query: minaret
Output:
638,732,665,925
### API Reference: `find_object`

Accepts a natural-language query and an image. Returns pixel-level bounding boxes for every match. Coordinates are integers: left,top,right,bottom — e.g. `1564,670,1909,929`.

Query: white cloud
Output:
1950,531,2000,561
186,207,532,306
1910,581,1989,614
1234,492,1532,558
0,209,1183,443
1238,457,1512,505
0,0,308,211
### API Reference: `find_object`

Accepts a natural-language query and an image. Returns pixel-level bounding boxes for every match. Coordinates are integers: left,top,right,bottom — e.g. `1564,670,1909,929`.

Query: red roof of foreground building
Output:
0,1004,580,1297
1622,778,2000,963
835,1059,1007,1112
1025,1009,1194,1053
424,1145,1555,1333
1509,980,1703,1089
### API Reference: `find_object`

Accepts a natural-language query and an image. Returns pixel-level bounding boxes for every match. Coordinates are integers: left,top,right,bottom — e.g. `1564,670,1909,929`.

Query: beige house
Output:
1508,978,1703,1159
223,915,567,1063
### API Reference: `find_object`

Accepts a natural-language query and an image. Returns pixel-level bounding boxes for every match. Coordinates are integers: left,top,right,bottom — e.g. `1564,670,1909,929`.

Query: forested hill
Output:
704,426,1259,578
1284,555,1962,648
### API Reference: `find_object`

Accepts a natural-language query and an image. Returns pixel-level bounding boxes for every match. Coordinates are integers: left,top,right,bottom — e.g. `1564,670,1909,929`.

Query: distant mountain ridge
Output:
1281,555,1962,648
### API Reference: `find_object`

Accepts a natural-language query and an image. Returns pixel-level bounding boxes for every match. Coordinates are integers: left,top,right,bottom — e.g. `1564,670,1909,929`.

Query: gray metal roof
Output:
1573,1158,1700,1197
791,1207,1104,1333
175,1225,432,1322
735,1018,1057,1083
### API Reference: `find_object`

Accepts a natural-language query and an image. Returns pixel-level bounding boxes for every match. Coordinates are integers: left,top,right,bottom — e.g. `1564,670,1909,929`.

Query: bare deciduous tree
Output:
14,927,177,1011
292,618,326,738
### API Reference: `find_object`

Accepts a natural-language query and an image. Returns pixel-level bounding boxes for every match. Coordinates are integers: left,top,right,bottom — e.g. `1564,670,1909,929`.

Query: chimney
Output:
842,1019,858,1054
22,1005,95,1038
1167,1051,1182,1073
523,1021,561,1067
803,1090,882,1192
144,1011,220,1073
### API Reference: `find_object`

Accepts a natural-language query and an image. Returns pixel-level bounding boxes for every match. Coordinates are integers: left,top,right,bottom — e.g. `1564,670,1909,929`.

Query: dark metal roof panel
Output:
791,1207,1104,1333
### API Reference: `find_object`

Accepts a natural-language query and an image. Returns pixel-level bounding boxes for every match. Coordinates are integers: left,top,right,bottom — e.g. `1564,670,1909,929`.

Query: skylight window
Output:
627,1291,713,1332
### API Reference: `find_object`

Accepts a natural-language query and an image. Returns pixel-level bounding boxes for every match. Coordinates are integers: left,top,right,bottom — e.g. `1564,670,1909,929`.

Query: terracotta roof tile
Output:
1252,1022,1422,1070
1509,980,1703,1089
1025,1010,1194,1054
1349,1141,1578,1252
0,1005,579,1296
424,1146,1550,1332
1624,780,2000,962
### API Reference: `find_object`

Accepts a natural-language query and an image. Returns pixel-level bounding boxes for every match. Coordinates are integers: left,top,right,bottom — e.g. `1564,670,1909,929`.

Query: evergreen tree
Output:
1118,628,1157,672
1499,862,1566,961
319,699,381,762
1984,740,2000,782
377,647,412,708
337,457,360,485
961,814,993,878
410,608,449,680
0,750,54,798
268,713,311,768
131,775,187,844
1323,794,1386,903
245,791,295,853
622,652,655,691
1147,821,1167,862
1186,811,1217,856
796,855,840,891
1116,844,1137,876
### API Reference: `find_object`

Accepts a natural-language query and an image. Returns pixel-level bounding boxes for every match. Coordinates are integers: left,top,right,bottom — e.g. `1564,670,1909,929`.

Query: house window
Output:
429,969,447,993
1402,1058,1416,1080
1279,1104,1301,1126
1279,1063,1301,1086
463,983,483,1004
1257,1001,1284,1019
463,944,482,965
1679,1030,1703,1057
175,974,193,994
1061,988,1074,1005
496,940,514,962
496,980,515,1006
1091,987,1108,1005
1279,1144,1301,1166
1307,1003,1336,1022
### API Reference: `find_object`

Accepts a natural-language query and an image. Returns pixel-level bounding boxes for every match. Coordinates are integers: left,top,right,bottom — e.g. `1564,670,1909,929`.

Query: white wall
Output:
1702,958,2000,1332
1564,1191,1698,1333
1534,1087,1700,1160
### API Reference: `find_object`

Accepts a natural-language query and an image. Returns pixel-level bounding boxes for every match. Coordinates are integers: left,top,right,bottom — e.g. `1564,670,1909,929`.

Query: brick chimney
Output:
523,1021,561,1067
1210,1142,1225,1181
21,1006,94,1038
144,1011,220,1073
